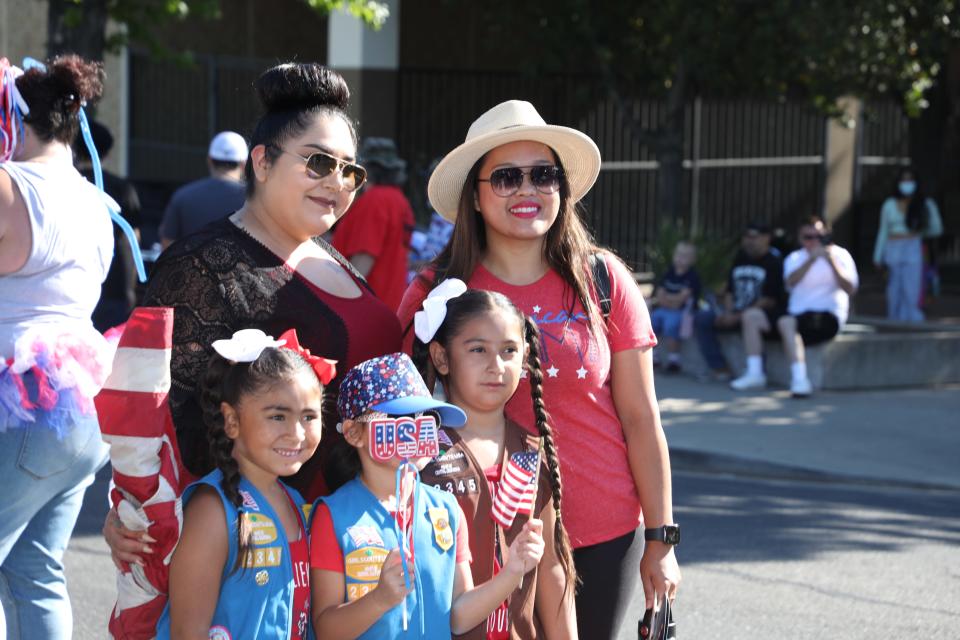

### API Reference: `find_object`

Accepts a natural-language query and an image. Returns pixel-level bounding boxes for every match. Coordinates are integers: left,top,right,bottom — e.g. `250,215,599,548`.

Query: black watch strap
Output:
644,524,681,545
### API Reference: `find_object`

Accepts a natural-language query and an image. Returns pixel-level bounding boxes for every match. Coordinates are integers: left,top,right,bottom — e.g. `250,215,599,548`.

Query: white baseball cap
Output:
208,131,248,163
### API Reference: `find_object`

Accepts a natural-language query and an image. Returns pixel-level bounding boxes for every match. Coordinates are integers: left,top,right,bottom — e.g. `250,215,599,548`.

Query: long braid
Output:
524,317,578,597
199,356,253,573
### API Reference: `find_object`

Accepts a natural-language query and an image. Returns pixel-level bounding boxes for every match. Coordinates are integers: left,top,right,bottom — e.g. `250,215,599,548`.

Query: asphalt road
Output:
61,466,960,639
614,472,960,640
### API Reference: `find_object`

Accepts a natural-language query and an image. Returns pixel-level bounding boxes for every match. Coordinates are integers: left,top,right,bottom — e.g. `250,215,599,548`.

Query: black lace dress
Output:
141,218,402,496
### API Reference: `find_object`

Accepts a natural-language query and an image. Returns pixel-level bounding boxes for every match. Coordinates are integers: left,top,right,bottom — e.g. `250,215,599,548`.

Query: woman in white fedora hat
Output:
398,100,680,639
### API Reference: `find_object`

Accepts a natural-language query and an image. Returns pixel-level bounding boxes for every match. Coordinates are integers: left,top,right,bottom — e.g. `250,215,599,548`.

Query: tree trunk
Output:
47,0,109,61
655,61,687,228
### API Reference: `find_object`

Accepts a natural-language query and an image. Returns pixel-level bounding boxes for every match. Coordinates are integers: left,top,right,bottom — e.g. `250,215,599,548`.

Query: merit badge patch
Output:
345,546,390,601
244,546,283,568
429,506,453,552
239,490,259,510
255,570,269,586
347,525,385,548
244,513,278,545
208,625,232,640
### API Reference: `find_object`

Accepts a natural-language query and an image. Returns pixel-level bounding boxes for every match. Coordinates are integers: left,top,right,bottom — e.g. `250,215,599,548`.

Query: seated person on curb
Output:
651,241,701,373
694,222,784,386
694,222,787,386
779,215,859,397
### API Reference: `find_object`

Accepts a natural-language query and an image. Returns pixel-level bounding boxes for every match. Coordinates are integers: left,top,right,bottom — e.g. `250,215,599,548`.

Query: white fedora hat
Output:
428,100,601,222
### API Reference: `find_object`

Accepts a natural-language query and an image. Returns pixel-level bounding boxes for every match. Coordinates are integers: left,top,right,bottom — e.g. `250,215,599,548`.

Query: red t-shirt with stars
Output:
398,254,657,548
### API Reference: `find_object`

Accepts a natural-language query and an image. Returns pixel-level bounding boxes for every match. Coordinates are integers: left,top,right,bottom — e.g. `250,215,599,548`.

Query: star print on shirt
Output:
576,366,588,379
520,369,528,379
547,365,559,378
532,305,542,314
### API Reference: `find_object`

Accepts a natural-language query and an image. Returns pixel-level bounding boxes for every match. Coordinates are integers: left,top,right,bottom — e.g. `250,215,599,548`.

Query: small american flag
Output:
491,451,539,528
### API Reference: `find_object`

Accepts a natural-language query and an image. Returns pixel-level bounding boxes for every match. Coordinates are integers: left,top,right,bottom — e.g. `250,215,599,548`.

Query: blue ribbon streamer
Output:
23,57,147,282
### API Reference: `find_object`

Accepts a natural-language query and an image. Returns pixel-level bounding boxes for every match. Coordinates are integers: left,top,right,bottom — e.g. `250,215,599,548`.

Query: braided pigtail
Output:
199,354,254,573
524,317,578,597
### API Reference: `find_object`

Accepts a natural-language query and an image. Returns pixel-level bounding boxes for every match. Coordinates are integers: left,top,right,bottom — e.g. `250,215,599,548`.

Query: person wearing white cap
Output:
159,130,248,249
397,100,681,639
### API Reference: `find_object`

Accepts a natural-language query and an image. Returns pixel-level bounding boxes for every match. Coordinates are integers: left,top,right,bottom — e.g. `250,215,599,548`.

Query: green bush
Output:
647,220,737,297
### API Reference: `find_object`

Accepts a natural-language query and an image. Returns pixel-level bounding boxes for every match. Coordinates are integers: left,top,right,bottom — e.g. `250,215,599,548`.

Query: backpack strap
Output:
589,252,612,320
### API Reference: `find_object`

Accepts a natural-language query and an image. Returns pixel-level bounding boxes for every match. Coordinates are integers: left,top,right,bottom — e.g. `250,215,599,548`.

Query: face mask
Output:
899,181,917,196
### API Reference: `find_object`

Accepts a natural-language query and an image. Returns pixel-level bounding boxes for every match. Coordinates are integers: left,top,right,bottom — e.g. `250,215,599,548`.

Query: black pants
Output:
573,526,645,640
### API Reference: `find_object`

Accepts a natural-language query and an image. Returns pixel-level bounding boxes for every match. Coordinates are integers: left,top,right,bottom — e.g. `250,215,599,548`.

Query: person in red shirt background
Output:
332,138,415,311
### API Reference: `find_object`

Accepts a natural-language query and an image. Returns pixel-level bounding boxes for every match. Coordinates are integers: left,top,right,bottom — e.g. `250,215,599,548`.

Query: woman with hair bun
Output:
105,63,402,566
0,54,114,639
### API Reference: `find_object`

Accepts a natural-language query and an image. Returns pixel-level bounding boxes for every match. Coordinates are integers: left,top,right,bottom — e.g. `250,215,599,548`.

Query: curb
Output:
670,448,960,493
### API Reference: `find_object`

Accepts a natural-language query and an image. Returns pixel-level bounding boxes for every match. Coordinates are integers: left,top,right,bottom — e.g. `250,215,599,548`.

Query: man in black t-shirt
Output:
694,222,788,386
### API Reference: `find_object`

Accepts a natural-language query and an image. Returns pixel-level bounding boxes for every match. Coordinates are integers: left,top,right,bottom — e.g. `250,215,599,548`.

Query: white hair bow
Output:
414,278,468,343
212,329,286,363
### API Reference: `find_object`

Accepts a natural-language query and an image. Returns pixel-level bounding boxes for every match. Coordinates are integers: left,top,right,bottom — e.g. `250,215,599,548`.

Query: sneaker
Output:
790,377,813,398
730,372,767,390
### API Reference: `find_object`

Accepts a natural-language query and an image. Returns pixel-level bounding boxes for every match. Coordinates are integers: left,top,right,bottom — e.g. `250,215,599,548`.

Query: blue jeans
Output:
695,308,730,370
883,236,924,322
0,379,108,640
651,307,684,340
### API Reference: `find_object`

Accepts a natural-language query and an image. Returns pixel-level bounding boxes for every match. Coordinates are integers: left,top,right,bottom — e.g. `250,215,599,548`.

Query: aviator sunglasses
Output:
273,146,367,192
477,165,564,197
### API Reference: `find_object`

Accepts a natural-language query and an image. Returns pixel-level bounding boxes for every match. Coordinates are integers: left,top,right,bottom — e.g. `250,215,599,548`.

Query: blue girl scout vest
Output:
321,476,461,639
156,470,313,640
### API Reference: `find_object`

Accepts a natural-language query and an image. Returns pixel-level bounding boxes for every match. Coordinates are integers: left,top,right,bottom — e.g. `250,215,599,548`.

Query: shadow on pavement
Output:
674,472,960,567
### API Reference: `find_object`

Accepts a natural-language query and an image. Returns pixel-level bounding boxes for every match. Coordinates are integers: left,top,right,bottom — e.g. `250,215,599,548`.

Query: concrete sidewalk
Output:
656,374,960,491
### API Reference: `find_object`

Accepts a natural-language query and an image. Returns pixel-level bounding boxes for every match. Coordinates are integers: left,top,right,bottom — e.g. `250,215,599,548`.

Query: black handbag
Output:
638,597,676,639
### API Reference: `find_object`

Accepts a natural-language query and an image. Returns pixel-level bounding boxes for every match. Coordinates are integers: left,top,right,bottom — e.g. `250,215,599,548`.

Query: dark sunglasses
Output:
477,165,564,197
275,147,367,192
801,233,823,241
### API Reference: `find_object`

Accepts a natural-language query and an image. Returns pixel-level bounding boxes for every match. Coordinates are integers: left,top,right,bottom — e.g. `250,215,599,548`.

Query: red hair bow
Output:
277,329,337,385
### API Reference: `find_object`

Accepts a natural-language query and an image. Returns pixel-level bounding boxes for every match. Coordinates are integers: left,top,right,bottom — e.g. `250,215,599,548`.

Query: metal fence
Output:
128,55,928,271
397,69,828,269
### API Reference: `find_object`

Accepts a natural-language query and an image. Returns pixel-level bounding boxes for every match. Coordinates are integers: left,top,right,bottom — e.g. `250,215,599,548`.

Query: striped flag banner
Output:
491,450,539,528
94,307,191,640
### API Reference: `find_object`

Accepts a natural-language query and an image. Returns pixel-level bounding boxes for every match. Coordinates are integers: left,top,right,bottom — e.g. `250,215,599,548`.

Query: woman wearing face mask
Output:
104,63,403,570
873,167,943,322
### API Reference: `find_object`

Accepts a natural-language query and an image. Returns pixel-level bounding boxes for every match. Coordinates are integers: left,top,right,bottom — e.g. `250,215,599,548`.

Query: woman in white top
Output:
873,167,943,322
0,55,114,639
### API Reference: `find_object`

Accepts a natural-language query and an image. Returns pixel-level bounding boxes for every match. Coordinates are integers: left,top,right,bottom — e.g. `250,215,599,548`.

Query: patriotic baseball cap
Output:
337,353,467,427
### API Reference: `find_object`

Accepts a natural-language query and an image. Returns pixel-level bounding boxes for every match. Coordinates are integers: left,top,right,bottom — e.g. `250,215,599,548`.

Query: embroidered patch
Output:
239,490,258,510
345,546,390,582
255,570,269,586
432,477,479,495
244,546,283,568
244,513,278,545
302,503,313,523
429,506,453,551
209,625,232,640
347,525,385,548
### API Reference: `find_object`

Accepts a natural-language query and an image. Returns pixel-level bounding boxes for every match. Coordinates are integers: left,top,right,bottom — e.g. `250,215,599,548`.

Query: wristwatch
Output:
644,524,681,546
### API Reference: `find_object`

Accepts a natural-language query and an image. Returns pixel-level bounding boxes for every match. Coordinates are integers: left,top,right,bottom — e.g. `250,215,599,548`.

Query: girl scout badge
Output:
338,353,467,631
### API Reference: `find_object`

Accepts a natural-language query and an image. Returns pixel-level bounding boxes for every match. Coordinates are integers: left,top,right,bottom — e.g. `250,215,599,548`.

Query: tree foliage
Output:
479,0,959,118
48,0,389,61
474,1,960,221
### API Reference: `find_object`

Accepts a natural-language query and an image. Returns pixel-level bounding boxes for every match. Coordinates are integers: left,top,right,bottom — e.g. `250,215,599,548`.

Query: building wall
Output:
0,0,128,175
